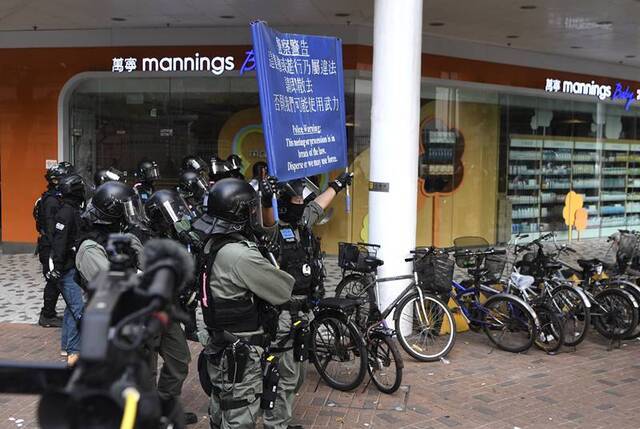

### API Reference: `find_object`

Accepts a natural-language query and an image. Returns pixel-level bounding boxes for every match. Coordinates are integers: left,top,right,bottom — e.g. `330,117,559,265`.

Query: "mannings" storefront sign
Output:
111,51,256,75
545,78,639,110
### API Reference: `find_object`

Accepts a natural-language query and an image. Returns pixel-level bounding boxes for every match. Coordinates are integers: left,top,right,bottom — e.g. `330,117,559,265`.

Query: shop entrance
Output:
67,75,260,186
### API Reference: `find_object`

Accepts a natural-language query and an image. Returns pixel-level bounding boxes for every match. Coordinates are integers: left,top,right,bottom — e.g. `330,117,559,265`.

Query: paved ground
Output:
0,238,639,428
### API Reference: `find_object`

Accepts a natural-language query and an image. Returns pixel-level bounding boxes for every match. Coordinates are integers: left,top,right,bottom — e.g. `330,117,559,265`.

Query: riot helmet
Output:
137,160,161,183
278,179,317,223
226,154,243,171
226,154,244,179
84,181,142,227
144,189,193,237
177,170,208,200
182,156,210,177
45,162,75,185
207,178,257,223
58,174,86,202
210,156,230,182
94,167,126,187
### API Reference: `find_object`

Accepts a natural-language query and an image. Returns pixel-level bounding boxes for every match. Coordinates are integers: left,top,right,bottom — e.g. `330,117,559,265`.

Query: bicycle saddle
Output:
577,258,602,271
364,256,384,269
543,261,562,271
318,297,365,311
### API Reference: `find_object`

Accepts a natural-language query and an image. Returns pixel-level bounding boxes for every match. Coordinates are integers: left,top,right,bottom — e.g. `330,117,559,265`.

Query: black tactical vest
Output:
278,226,313,296
201,234,278,338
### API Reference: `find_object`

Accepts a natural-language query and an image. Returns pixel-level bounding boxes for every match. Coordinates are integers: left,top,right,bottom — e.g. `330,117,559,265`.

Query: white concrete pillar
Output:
368,0,423,311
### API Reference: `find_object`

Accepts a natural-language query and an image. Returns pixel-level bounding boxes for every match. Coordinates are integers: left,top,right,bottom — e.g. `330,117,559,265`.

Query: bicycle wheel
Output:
367,333,403,394
482,295,535,353
550,285,591,346
335,274,375,329
310,311,367,391
609,280,640,339
593,288,639,339
532,303,564,354
394,292,456,362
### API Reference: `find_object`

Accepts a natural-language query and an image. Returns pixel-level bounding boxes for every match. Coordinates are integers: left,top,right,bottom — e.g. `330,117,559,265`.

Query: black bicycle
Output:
308,297,368,391
334,242,456,362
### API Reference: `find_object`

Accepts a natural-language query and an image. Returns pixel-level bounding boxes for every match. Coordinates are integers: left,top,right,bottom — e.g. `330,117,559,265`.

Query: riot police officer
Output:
176,170,208,216
264,172,352,429
134,160,161,204
76,182,198,425
191,178,294,429
182,155,210,181
225,154,245,180
145,189,201,341
34,162,74,328
49,173,86,366
76,181,145,283
210,156,230,183
93,166,126,187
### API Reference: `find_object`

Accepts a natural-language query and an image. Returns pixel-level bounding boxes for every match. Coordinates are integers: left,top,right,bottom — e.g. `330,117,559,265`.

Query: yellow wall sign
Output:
562,191,585,240
574,207,588,232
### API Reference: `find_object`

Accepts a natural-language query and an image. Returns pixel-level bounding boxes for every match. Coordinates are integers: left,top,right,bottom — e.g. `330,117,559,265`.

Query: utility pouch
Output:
260,354,280,410
224,340,250,383
292,319,310,362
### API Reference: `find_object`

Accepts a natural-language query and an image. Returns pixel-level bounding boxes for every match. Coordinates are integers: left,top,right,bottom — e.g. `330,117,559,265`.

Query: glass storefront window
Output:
67,72,640,249
68,76,261,187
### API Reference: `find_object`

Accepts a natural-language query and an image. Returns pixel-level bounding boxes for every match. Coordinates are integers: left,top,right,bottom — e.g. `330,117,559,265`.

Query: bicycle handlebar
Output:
453,247,506,257
356,242,381,248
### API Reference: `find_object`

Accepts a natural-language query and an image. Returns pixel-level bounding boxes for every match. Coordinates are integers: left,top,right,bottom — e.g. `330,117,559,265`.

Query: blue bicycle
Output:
448,240,541,353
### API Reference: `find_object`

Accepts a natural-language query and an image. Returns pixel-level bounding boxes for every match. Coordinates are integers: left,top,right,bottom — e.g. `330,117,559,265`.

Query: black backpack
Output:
33,190,58,234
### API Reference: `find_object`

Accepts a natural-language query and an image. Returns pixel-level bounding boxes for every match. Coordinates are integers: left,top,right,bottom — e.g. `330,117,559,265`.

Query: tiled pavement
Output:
1,239,639,428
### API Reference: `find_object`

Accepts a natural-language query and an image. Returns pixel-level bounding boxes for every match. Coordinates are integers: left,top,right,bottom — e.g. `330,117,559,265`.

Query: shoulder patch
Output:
239,240,258,249
55,223,65,231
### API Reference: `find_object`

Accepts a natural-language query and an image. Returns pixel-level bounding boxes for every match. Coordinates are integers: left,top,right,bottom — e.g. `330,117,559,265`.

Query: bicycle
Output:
449,238,541,353
517,232,639,341
496,236,567,353
307,297,368,391
510,233,592,347
334,242,456,362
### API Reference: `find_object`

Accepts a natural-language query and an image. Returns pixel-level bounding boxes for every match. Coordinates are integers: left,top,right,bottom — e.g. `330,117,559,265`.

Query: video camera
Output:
0,234,194,429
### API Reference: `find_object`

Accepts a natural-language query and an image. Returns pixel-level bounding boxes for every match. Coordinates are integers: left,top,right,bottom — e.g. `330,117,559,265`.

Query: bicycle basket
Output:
617,232,638,261
484,254,507,282
414,253,454,294
338,242,379,273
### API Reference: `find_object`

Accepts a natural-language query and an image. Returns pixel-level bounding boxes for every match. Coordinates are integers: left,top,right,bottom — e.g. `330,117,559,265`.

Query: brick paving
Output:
1,238,639,428
0,324,639,428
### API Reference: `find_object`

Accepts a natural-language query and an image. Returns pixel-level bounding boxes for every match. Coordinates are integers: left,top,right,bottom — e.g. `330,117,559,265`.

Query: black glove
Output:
259,176,278,208
45,269,61,281
329,172,353,194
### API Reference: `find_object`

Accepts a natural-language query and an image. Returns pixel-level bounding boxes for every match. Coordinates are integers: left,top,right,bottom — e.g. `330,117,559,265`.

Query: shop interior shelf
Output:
508,135,640,239
541,172,571,176
509,172,540,176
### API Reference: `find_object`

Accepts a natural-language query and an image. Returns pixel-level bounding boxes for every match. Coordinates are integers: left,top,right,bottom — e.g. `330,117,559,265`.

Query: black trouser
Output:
39,247,61,318
184,307,197,335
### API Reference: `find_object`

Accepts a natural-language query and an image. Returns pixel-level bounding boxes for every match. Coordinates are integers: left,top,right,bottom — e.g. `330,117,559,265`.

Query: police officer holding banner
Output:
263,174,351,429
249,20,351,429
